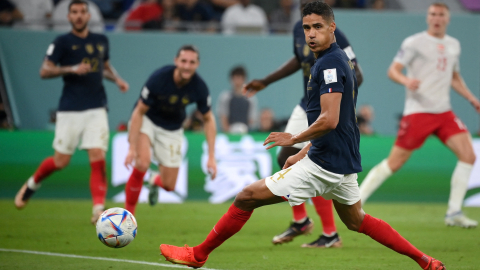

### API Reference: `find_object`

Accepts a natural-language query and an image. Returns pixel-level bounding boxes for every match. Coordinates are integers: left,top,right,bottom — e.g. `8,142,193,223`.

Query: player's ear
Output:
330,21,336,33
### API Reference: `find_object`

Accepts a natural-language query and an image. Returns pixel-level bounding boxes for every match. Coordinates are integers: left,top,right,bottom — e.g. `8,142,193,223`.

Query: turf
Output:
1,200,479,270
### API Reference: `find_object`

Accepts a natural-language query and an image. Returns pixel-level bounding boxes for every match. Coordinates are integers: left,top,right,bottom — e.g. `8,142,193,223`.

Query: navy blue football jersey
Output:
140,65,211,130
306,43,362,174
46,32,109,111
293,21,358,110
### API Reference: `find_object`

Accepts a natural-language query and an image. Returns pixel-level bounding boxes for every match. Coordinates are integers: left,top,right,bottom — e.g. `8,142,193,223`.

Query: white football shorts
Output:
53,107,109,155
284,105,308,149
139,115,183,168
265,155,361,206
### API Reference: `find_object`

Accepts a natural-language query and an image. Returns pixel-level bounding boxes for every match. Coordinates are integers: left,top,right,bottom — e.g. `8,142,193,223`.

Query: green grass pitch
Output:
1,200,479,270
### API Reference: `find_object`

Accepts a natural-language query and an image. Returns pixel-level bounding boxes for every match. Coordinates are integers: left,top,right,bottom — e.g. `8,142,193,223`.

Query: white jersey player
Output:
359,2,480,228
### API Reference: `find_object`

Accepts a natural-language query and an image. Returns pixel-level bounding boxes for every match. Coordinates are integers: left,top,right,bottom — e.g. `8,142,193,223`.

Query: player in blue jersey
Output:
123,45,217,215
160,3,445,269
243,0,363,248
14,0,129,224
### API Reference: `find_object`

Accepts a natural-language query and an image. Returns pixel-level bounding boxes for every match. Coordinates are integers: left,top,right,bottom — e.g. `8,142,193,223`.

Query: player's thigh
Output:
234,178,285,210
80,108,109,152
153,125,183,168
284,105,309,149
394,113,436,151
387,145,413,172
135,133,152,172
445,132,475,164
332,199,365,231
323,173,361,206
266,155,344,207
53,111,83,155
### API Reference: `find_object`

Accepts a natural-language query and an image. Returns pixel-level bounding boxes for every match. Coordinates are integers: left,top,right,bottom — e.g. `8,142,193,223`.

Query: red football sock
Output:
312,196,336,235
154,174,164,188
359,214,430,269
33,157,59,184
193,204,253,262
90,160,107,206
125,168,146,215
292,203,308,222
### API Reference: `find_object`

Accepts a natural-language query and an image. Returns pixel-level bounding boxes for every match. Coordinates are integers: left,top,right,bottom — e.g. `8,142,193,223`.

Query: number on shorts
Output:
169,144,181,158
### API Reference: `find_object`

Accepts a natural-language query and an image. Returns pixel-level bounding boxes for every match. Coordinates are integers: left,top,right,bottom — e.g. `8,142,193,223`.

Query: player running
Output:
160,2,445,269
123,45,217,215
243,0,363,247
359,2,479,228
14,0,129,224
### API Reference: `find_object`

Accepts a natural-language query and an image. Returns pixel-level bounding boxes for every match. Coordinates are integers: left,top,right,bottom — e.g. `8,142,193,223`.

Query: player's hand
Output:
263,132,295,150
116,78,129,93
124,148,136,170
283,153,304,169
470,99,480,113
242,79,267,98
405,78,420,91
207,156,217,180
71,62,91,75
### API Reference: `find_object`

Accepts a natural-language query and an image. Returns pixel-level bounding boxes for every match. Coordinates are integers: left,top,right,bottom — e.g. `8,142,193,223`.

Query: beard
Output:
71,21,88,32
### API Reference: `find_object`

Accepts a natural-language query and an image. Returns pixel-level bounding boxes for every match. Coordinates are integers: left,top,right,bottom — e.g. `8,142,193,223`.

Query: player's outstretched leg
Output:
15,154,67,209
160,179,284,268
301,196,342,248
334,200,445,269
272,203,314,245
125,168,147,215
89,148,108,224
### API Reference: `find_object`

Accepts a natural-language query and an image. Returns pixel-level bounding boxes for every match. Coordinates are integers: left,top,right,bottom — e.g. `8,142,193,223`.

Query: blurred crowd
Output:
1,0,390,33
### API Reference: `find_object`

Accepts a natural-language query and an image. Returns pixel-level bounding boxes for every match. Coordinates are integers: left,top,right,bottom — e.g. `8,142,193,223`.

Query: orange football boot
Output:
424,258,446,270
160,244,207,268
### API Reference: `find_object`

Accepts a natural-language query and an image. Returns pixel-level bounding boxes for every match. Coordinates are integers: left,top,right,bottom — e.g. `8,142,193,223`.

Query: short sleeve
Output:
140,73,160,107
335,29,357,62
393,37,416,66
103,36,110,62
196,81,211,114
318,65,346,95
45,37,64,64
453,42,461,72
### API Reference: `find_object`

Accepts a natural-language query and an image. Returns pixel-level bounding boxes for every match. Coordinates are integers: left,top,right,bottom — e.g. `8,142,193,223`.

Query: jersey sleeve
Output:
317,60,346,95
140,72,160,107
393,37,417,66
335,29,357,63
196,81,212,115
45,37,65,64
453,41,461,72
103,35,110,62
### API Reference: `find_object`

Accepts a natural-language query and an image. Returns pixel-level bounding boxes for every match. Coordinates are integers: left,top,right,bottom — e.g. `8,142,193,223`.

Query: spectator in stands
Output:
221,0,268,35
217,66,258,134
257,108,282,132
371,0,385,10
269,0,293,33
12,0,53,30
175,0,214,31
52,0,104,32
124,0,163,30
207,0,237,21
357,104,375,135
0,0,23,26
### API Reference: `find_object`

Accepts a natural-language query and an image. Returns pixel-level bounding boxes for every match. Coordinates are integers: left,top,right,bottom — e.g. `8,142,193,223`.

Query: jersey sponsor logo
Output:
46,44,55,56
85,43,94,54
343,46,356,60
141,87,149,99
323,68,337,84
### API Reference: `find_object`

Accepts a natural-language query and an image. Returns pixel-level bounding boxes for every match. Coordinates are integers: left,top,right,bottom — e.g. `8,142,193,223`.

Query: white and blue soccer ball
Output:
96,207,137,248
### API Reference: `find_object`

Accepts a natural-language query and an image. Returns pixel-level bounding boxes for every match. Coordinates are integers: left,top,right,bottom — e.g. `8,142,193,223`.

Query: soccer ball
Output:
96,207,137,248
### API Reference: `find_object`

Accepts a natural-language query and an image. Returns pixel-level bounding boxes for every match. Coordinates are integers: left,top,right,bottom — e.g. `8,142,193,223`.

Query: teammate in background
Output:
160,3,445,269
14,0,129,224
359,2,479,228
123,45,217,215
243,0,363,247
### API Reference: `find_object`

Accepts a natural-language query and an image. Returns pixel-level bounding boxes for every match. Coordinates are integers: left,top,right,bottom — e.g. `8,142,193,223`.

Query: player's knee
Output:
54,157,70,169
343,220,361,232
463,152,476,165
134,159,150,172
234,186,258,210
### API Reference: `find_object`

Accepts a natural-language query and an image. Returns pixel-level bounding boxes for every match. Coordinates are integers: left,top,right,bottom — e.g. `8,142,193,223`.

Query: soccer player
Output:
123,45,217,215
14,0,129,224
159,3,445,269
243,0,363,247
359,2,479,228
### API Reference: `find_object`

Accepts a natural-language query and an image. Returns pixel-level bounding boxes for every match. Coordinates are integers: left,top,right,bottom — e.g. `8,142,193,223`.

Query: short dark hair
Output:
176,45,200,60
430,2,449,10
69,0,89,12
230,65,247,78
302,1,335,22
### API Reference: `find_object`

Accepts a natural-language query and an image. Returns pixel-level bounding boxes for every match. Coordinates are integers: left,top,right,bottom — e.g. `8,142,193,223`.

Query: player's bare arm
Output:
103,60,129,92
283,142,312,169
264,92,342,150
451,71,480,113
39,59,91,79
243,56,301,98
388,62,420,91
124,100,149,169
202,110,217,179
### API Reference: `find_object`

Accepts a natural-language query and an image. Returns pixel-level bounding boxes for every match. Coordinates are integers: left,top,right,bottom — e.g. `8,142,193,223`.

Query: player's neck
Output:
71,28,89,39
427,29,446,39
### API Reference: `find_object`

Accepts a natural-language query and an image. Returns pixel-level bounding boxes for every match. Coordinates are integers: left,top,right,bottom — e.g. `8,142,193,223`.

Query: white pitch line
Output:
0,248,222,270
